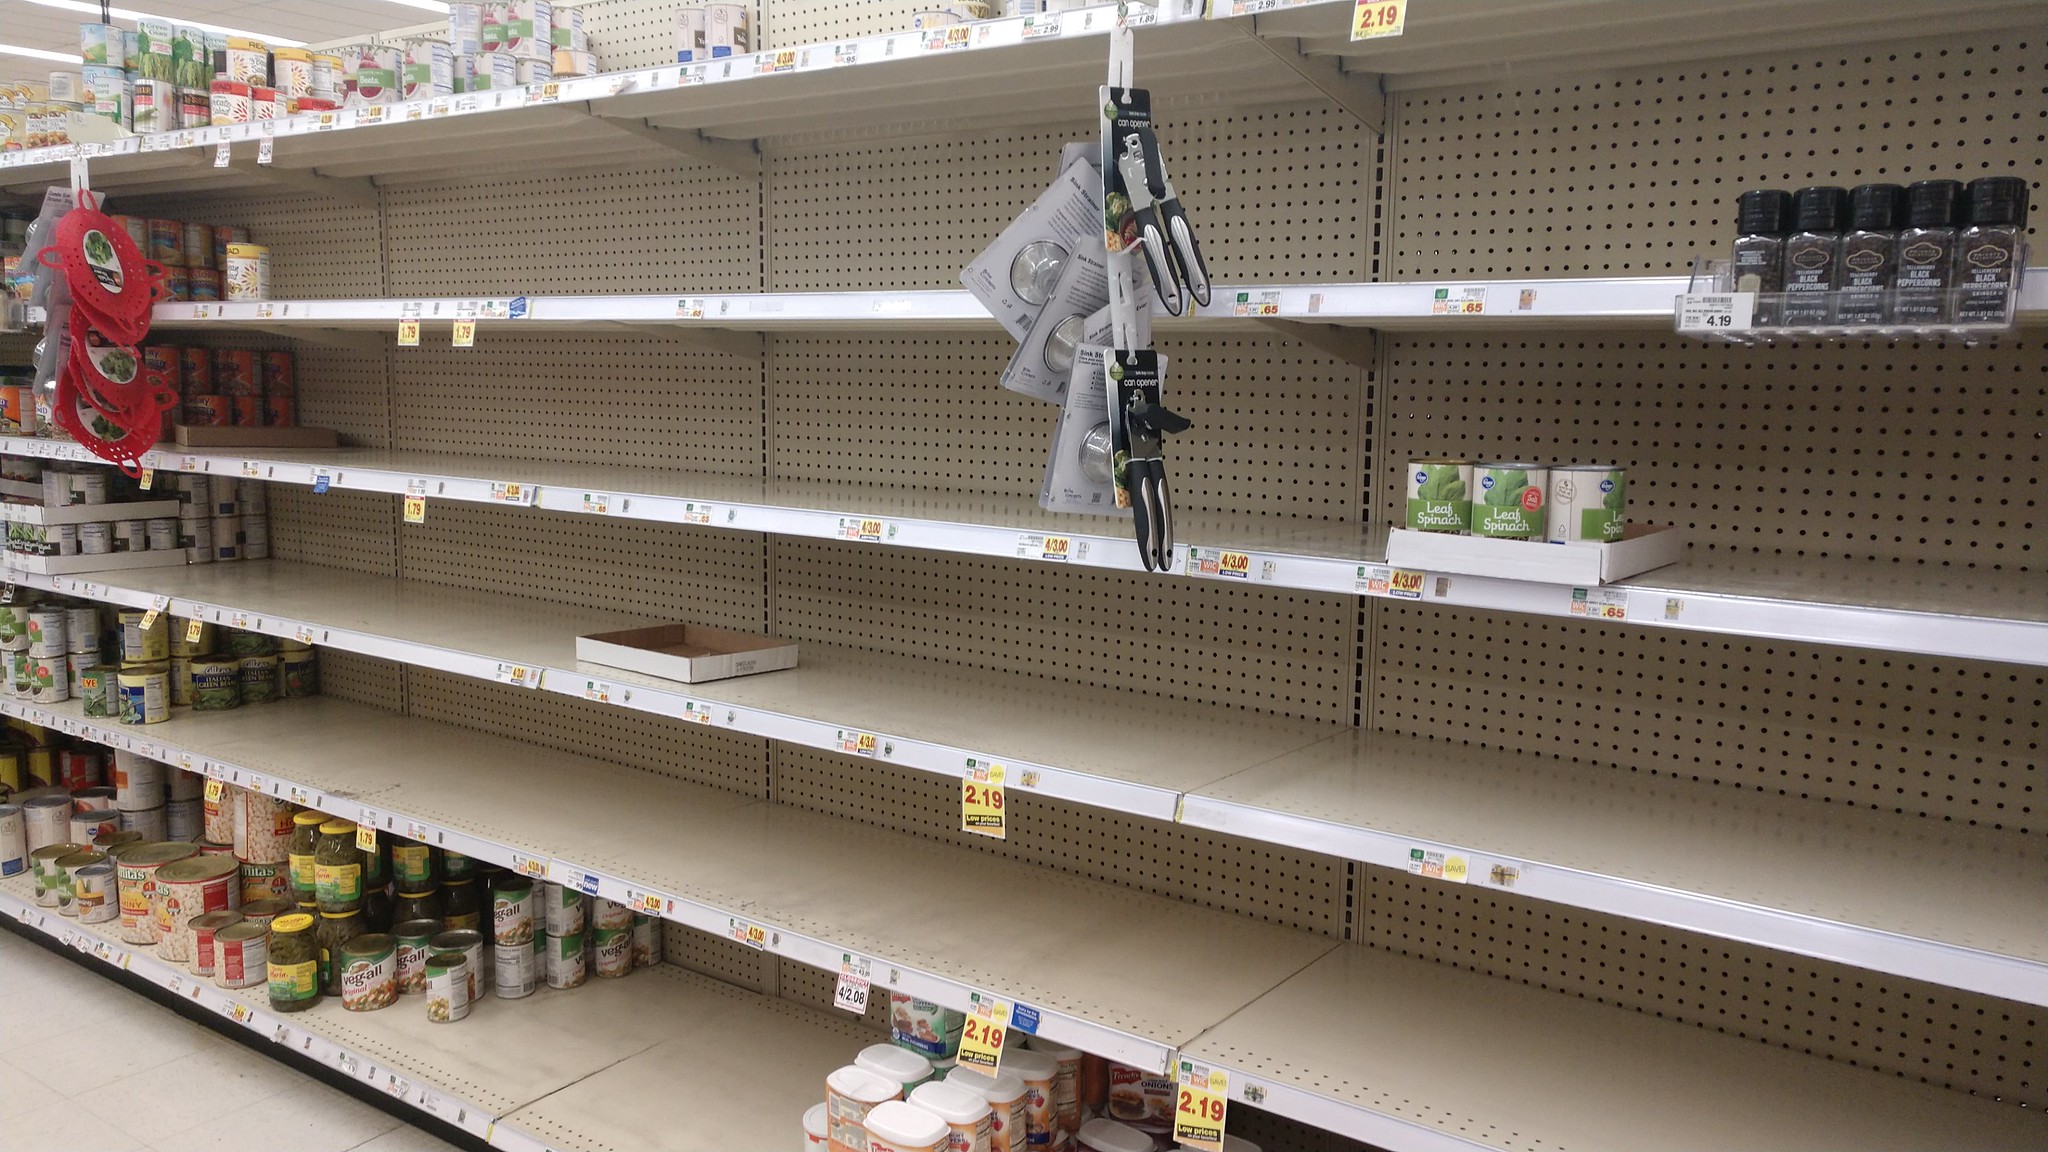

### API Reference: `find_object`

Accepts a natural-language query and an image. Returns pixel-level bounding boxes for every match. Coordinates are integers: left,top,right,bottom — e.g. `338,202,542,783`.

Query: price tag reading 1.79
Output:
956,997,1008,1073
961,760,1006,840
1172,1060,1230,1152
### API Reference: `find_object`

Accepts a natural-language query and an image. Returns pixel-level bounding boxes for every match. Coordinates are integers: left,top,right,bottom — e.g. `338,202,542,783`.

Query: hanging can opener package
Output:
961,146,1102,341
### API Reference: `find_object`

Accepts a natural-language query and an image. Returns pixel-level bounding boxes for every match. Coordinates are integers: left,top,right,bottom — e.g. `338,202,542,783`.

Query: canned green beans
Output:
238,655,279,704
189,657,241,710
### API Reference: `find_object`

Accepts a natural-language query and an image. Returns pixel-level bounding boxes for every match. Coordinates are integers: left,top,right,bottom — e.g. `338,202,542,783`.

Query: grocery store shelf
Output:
4,555,2040,1004
1182,945,2045,1152
1,692,1334,1071
9,436,2042,666
0,875,872,1152
1182,730,2048,1005
0,555,1339,821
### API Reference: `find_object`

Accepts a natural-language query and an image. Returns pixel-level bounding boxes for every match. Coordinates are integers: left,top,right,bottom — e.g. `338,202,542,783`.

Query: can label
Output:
392,843,432,888
314,861,362,905
396,936,433,993
545,931,586,988
269,958,317,1003
1405,460,1471,533
427,959,471,1021
1547,467,1626,544
218,931,267,988
240,860,290,903
1471,465,1548,539
341,948,398,1011
631,915,661,967
492,885,534,945
592,924,632,978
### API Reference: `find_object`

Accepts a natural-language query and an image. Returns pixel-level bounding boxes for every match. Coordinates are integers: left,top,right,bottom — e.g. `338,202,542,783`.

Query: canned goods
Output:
239,895,294,930
189,909,242,975
551,49,596,77
268,912,320,1010
191,656,241,710
31,843,85,906
1546,465,1627,544
239,655,279,703
341,934,399,1011
491,874,534,945
171,617,215,656
0,805,23,878
76,523,113,555
271,47,313,97
390,840,433,889
75,787,118,813
591,896,633,930
118,608,170,663
152,854,240,962
1471,463,1549,540
28,654,66,704
26,607,67,656
180,221,215,269
1406,460,1472,533
470,51,518,91
117,806,166,841
592,923,633,978
70,809,120,847
145,218,182,266
426,951,470,1021
632,912,662,967
229,396,262,427
114,752,164,810
516,58,553,85
48,71,83,104
210,79,253,125
115,841,195,942
81,663,115,713
55,849,106,915
223,243,269,301
493,940,537,998
203,786,233,844
544,929,586,988
214,920,268,988
402,39,454,100
234,791,293,863
242,514,271,557
110,519,147,553
222,630,274,657
394,918,439,994
117,668,169,724
24,796,76,855
346,45,401,103
541,881,583,935
181,395,226,427
429,929,486,1003
240,859,290,903
182,516,216,563
212,516,242,561
552,7,585,49
165,798,202,840
224,38,270,86
80,23,121,64
132,78,172,133
75,862,118,922
179,88,210,130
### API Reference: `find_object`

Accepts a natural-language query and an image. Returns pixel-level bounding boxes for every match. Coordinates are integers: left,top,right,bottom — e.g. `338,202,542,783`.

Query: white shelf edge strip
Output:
0,885,516,1150
7,437,2039,667
0,696,1174,1070
0,3,1197,175
1176,794,2048,1006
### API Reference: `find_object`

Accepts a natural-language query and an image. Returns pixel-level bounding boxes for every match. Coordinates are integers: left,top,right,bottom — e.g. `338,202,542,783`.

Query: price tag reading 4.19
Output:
1173,1060,1230,1152
1676,292,1755,333
962,760,1006,840
957,997,1009,1073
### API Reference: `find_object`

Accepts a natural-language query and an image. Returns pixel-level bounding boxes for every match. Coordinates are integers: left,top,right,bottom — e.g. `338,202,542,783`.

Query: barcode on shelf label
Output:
728,918,767,949
294,625,316,644
405,821,430,841
1407,847,1468,883
1569,586,1629,622
488,482,537,506
230,611,250,629
1675,292,1755,332
1231,289,1281,316
833,953,872,1014
386,1073,410,1100
494,662,542,689
1430,285,1485,315
1015,533,1073,563
837,517,887,543
287,786,310,806
836,730,879,758
241,460,263,477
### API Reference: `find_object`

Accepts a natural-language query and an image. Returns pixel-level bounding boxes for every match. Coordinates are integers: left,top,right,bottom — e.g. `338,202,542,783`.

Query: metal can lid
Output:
1474,460,1548,469
342,933,396,959
1551,463,1622,472
491,875,533,896
217,921,267,941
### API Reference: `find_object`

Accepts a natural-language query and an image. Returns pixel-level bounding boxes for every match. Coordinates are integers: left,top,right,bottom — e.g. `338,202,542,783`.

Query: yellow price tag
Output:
961,760,1006,840
1172,1061,1230,1151
452,319,476,347
1351,0,1406,40
184,618,204,644
139,609,160,631
397,319,420,346
356,825,377,852
957,998,1008,1073
204,779,224,803
139,468,154,490
403,495,426,524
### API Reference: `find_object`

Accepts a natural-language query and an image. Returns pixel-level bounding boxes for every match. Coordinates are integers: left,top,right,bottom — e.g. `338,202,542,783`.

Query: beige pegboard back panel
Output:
110,190,386,298
396,503,767,630
303,649,408,714
1386,31,2043,280
774,541,1357,722
1377,334,2043,568
406,666,771,798
294,344,395,448
773,745,1347,937
766,104,1374,287
267,487,400,578
775,948,894,1034
1353,863,2042,1108
382,159,760,296
761,0,932,47
663,921,778,994
1370,606,2042,835
769,334,1365,520
573,0,740,72
392,335,760,470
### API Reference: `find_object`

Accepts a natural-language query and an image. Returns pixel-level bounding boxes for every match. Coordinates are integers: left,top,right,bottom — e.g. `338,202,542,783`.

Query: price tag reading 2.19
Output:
1173,1060,1230,1152
957,996,1008,1073
961,760,1006,840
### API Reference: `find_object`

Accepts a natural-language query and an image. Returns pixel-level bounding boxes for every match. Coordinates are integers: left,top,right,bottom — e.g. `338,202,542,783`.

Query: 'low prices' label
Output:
962,760,1006,840
1173,1060,1230,1152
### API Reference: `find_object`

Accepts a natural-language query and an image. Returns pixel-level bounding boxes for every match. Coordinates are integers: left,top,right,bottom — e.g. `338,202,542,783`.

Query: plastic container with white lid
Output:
865,1099,950,1152
827,1065,903,1152
858,1042,936,1097
908,1079,993,1152
1023,1035,1082,1137
943,1066,1030,1152
1077,1117,1155,1152
803,1101,829,1150
1178,1138,1262,1152
996,1050,1058,1151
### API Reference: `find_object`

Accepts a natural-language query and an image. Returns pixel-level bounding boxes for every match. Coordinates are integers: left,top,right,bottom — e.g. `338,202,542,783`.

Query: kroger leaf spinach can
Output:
1470,462,1549,540
1404,459,1471,533
1546,465,1627,544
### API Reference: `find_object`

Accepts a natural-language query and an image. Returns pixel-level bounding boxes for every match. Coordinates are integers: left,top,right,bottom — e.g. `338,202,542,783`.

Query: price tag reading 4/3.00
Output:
962,760,1006,840
833,953,871,1015
957,997,1009,1073
1173,1060,1230,1152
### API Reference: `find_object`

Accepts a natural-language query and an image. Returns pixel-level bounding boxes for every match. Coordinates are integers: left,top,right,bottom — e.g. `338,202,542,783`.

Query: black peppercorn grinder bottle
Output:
1779,186,1848,326
1891,179,1965,326
1953,176,2031,325
1834,184,1905,326
1731,189,1793,325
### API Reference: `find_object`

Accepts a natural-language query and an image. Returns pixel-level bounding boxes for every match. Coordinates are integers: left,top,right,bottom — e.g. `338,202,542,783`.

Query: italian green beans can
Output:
1546,465,1626,544
189,656,241,710
1470,462,1549,539
1405,459,1471,533
238,655,279,704
280,650,317,697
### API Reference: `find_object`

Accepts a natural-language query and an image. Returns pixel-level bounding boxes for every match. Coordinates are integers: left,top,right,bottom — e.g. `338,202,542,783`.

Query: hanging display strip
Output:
2,560,2038,1002
0,691,1331,1072
6,438,2038,665
0,876,873,1152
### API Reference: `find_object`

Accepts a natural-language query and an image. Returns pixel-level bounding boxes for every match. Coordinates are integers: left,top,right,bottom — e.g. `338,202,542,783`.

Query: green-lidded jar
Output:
266,911,320,1012
442,850,475,882
392,889,441,925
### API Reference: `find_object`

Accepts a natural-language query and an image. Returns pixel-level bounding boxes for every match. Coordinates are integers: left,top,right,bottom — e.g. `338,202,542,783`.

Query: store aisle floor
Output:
0,928,465,1152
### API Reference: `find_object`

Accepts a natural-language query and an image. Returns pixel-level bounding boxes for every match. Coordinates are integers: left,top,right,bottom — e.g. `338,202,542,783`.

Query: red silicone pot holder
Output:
36,193,167,343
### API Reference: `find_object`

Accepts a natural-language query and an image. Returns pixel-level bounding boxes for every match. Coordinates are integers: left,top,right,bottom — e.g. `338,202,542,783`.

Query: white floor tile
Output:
0,1097,142,1152
82,1040,302,1143
342,1123,472,1152
0,1057,68,1120
152,1082,401,1152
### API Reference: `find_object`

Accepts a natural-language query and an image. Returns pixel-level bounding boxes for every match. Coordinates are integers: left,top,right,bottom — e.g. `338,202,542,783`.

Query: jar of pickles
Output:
286,810,323,907
267,912,320,1013
441,878,481,931
316,908,365,995
312,819,363,914
391,888,442,925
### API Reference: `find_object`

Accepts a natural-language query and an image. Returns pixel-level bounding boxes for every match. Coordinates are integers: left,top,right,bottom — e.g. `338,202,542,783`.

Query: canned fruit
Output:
1471,463,1549,540
1405,459,1471,533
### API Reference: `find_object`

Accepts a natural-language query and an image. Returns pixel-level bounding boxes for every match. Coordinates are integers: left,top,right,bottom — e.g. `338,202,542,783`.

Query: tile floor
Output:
0,927,467,1152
